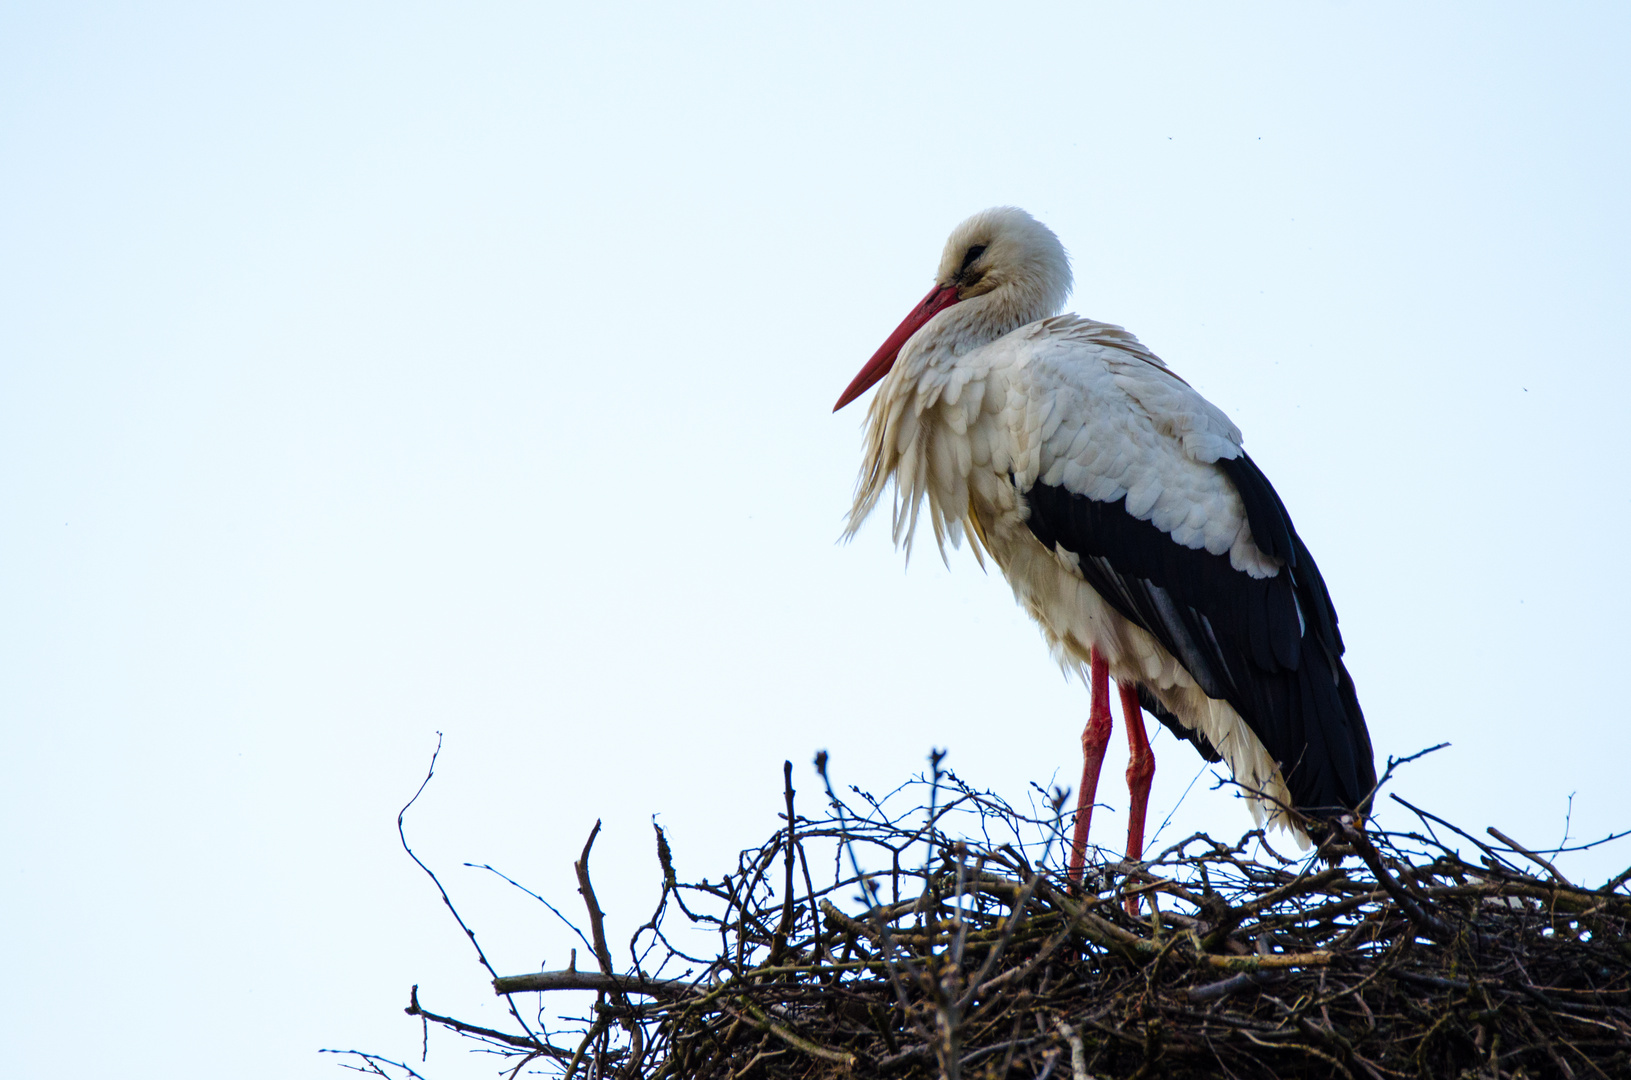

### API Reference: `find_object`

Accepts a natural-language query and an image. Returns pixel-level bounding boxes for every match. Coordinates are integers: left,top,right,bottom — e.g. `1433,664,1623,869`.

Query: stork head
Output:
834,207,1072,411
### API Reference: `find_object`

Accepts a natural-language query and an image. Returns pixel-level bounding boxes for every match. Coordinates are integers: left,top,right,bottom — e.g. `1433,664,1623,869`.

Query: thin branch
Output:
319,1049,428,1080
768,760,799,967
492,969,696,998
574,820,616,978
1488,826,1575,888
395,734,540,1042
405,985,572,1057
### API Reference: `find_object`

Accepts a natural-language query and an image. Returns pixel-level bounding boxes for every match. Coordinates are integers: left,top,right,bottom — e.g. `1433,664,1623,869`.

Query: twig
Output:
1054,1019,1090,1080
395,734,540,1042
575,820,616,978
319,1049,429,1080
768,761,799,967
405,985,570,1056
1489,826,1576,888
731,998,858,1069
491,969,694,998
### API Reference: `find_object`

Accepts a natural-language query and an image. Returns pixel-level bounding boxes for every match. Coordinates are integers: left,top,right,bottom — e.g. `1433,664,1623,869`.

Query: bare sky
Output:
3,3,1629,1076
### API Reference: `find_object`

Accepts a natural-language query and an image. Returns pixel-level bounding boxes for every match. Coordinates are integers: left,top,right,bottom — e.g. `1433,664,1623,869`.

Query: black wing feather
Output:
1218,455,1344,655
1021,455,1375,820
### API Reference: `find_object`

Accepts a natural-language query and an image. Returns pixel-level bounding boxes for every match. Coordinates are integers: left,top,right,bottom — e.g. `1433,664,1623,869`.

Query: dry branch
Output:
489,971,695,998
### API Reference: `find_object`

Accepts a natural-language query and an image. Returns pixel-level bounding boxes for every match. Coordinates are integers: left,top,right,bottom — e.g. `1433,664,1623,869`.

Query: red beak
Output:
833,284,961,411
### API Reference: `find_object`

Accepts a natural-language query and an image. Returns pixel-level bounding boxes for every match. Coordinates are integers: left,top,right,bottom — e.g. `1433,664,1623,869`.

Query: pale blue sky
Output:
3,4,1629,1077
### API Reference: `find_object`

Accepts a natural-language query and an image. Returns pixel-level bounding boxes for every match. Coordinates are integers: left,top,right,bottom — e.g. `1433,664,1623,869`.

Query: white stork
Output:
835,207,1375,878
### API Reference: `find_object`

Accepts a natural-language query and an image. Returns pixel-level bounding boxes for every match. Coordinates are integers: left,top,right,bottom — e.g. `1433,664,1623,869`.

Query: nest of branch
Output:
394,758,1631,1080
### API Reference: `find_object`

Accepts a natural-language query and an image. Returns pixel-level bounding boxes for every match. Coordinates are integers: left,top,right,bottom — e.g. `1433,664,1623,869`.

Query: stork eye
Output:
959,244,987,273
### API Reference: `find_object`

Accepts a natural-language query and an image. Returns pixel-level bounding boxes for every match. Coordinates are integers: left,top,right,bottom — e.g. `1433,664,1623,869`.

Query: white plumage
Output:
836,208,1374,860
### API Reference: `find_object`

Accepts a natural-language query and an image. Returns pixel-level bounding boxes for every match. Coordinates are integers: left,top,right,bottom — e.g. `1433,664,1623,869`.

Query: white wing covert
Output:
1003,317,1279,579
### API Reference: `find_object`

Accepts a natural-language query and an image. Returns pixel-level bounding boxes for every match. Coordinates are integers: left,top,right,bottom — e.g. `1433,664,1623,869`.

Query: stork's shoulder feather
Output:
994,316,1278,578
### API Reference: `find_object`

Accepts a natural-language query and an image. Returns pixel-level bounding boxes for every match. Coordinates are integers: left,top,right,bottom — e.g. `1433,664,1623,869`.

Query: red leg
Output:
1068,649,1114,886
1119,680,1155,864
